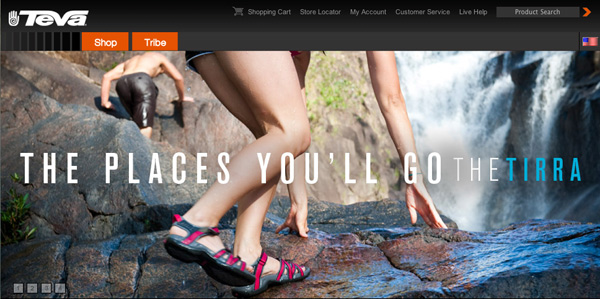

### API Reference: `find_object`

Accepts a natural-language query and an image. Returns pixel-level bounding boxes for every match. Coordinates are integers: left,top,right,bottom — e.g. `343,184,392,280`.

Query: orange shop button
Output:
132,32,178,51
82,32,129,51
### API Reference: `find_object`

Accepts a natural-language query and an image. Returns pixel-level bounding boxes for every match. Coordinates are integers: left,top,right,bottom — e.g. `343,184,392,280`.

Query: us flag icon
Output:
583,37,598,46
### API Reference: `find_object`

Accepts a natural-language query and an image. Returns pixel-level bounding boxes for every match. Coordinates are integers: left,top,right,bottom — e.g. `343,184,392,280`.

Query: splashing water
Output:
394,51,573,231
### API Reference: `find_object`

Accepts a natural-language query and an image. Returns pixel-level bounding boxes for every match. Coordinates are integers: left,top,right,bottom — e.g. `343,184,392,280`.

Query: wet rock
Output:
378,219,600,297
66,236,124,297
107,233,157,297
547,69,600,224
263,237,435,298
2,220,599,297
482,51,526,84
134,232,219,298
259,231,327,265
268,196,458,234
1,235,71,298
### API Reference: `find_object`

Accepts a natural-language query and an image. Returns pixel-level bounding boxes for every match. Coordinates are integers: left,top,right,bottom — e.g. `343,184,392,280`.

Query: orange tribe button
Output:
132,32,178,51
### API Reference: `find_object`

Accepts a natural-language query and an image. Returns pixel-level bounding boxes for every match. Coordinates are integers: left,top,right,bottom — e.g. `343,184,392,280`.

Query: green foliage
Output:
371,170,384,197
306,52,369,122
103,61,120,72
143,219,153,232
319,78,350,109
10,172,22,183
2,178,36,245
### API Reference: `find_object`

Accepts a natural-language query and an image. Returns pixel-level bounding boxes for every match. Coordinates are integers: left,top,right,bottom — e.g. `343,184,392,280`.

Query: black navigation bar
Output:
1,1,597,51
4,31,600,51
1,2,596,33
177,32,579,51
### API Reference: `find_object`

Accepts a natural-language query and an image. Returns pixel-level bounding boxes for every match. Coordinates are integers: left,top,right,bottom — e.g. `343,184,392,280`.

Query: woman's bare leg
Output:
196,52,312,239
171,51,310,274
195,52,312,238
194,53,310,276
174,54,280,259
276,51,312,237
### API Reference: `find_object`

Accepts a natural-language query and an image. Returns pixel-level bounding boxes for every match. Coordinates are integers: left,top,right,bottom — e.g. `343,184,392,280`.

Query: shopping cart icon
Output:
233,7,244,16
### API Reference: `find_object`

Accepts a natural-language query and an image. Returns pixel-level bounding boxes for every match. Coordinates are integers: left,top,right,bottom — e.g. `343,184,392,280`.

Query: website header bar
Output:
1,1,597,51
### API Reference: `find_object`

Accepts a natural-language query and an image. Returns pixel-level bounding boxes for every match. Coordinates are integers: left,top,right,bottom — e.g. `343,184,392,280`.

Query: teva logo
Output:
7,10,88,26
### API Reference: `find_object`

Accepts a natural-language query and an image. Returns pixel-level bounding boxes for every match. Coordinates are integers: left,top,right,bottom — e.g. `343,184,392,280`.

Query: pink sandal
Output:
164,214,255,286
231,251,311,297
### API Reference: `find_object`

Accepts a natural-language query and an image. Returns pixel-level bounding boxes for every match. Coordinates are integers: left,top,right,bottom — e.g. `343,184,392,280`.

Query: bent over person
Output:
100,52,194,138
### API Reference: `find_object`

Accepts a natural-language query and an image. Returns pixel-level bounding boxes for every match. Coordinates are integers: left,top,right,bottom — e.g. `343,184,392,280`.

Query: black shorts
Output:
185,51,214,74
184,51,302,75
116,72,159,128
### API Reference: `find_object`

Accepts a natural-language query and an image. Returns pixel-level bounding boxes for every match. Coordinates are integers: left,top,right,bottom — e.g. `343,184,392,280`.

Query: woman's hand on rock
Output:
405,182,448,229
275,199,309,238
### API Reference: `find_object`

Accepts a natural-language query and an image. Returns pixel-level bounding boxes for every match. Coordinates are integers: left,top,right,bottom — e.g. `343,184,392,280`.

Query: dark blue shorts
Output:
185,51,213,74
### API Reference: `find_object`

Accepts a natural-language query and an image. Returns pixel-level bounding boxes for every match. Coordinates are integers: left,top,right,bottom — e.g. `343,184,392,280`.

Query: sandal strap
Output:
213,249,247,271
277,259,304,281
253,251,268,291
171,214,220,245
250,250,268,269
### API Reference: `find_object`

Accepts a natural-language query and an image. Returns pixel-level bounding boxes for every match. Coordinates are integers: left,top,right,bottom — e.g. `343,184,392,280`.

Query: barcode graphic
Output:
1,32,81,50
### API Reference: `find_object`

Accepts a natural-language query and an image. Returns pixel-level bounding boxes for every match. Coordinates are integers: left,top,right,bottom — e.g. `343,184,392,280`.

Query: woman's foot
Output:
164,215,256,286
169,219,225,253
245,252,306,277
232,251,310,297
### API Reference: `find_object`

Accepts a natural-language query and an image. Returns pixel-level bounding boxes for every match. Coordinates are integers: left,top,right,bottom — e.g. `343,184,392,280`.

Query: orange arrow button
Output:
583,7,591,17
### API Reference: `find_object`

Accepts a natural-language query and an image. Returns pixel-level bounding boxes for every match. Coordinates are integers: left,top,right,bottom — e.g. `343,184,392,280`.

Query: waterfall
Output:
394,51,574,231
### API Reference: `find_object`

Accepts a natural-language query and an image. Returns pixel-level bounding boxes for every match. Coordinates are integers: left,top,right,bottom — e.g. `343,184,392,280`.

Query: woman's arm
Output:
366,51,447,228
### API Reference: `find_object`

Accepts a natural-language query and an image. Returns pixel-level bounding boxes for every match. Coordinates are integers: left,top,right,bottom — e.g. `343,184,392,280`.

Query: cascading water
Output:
394,51,575,231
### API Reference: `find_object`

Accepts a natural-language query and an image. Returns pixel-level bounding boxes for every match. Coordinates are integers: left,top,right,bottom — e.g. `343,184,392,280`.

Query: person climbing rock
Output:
100,52,194,138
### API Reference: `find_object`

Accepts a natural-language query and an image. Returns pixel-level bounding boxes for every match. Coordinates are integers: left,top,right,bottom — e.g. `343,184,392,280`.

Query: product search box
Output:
497,7,580,18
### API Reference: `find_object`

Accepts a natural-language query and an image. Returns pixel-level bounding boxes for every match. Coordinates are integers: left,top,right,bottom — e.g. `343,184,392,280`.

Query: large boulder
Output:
1,67,210,240
2,219,598,298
